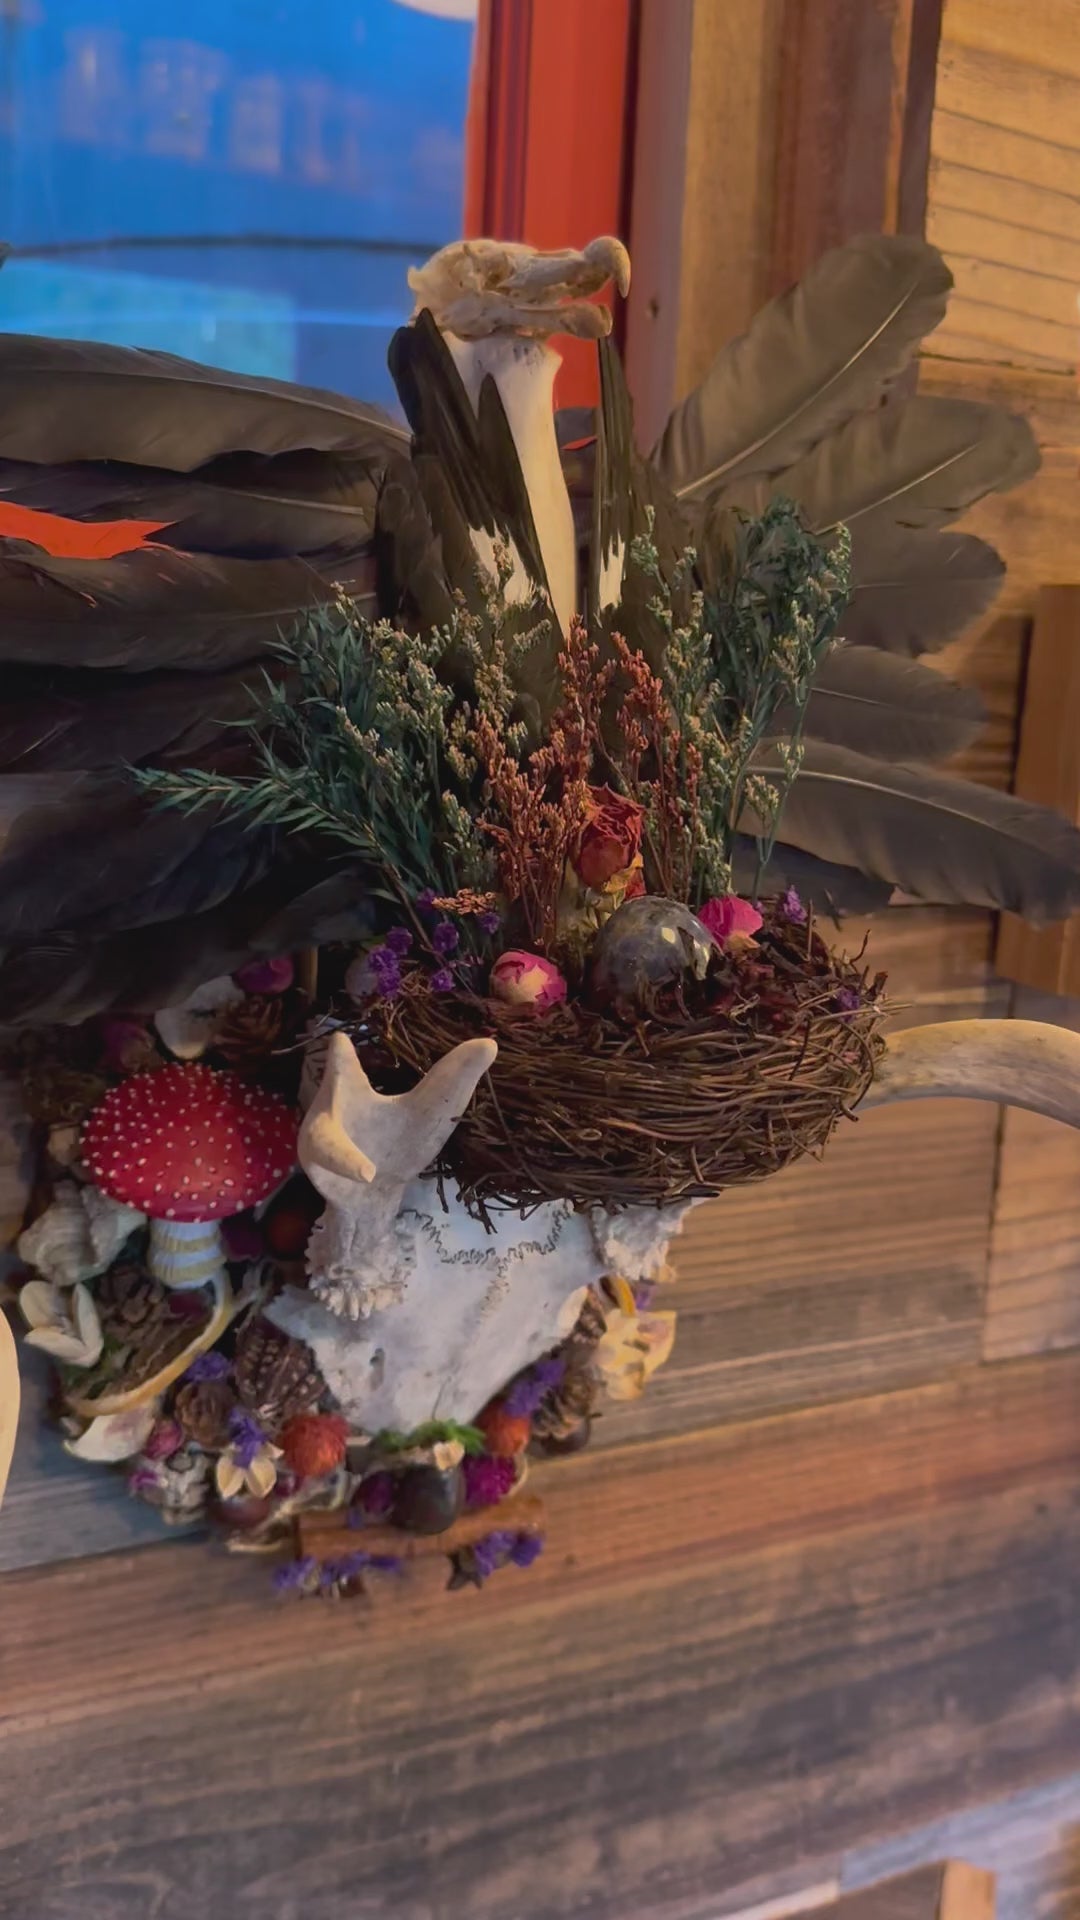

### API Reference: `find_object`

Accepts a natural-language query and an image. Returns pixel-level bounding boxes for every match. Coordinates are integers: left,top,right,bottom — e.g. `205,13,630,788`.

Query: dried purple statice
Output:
509,1533,543,1570
432,921,460,956
228,1409,268,1471
479,910,502,937
834,985,862,1015
430,968,455,994
503,1357,566,1419
385,926,414,956
462,1454,516,1509
272,1555,320,1596
780,886,807,925
185,1351,232,1384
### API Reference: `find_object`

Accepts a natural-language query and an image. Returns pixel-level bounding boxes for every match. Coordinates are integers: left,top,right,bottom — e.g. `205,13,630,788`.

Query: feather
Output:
751,741,1080,920
654,235,953,502
0,666,262,772
0,540,376,671
590,337,693,662
717,395,1039,540
0,775,274,940
0,450,384,563
785,645,986,761
842,527,1005,654
0,333,408,469
388,310,548,596
729,835,894,916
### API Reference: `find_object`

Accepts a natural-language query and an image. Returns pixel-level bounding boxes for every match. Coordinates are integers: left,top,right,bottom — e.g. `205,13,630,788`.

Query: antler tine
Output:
863,1019,1080,1128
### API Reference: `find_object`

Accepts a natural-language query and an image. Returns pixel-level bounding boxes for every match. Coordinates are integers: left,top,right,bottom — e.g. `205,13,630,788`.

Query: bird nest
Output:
361,908,886,1214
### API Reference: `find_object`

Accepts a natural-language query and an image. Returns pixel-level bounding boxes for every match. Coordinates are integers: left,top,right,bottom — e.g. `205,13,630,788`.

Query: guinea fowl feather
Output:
0,540,377,671
753,741,1080,921
0,333,408,468
789,645,987,761
653,235,953,501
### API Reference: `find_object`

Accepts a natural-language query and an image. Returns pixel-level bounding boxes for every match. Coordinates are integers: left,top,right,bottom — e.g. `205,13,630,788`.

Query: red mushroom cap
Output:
82,1063,298,1223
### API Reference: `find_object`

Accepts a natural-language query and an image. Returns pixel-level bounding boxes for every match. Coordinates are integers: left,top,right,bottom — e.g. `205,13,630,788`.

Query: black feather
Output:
0,449,384,563
654,236,953,501
717,395,1039,540
0,539,377,671
842,528,1006,654
729,834,894,916
0,333,409,469
752,740,1080,920
0,665,262,771
787,645,986,761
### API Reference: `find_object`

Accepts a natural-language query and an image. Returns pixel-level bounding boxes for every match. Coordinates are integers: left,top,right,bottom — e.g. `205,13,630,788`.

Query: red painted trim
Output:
465,0,637,407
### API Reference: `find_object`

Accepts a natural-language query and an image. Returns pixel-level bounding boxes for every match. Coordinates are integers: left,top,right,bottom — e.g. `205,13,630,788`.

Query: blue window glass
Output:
0,0,476,410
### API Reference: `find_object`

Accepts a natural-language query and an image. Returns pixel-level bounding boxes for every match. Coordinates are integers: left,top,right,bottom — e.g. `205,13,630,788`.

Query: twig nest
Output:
590,896,715,1011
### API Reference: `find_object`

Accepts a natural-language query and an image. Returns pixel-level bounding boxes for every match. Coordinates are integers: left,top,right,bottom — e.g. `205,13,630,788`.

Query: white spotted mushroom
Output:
81,1063,298,1289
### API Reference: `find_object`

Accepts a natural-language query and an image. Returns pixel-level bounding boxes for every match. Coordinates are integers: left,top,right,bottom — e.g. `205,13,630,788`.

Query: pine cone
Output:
531,1364,599,1443
234,1316,324,1428
174,1378,236,1451
21,1065,109,1126
215,995,284,1068
96,1263,169,1334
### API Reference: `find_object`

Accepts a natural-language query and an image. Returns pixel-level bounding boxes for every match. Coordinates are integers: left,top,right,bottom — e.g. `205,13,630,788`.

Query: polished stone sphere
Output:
590,895,716,1008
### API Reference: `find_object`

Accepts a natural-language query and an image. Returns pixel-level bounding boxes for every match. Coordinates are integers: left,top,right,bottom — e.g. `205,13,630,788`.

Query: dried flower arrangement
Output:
5,231,1080,1596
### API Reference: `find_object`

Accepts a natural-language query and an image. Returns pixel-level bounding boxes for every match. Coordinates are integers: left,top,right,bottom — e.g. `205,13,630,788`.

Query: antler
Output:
863,1019,1080,1127
299,1030,498,1320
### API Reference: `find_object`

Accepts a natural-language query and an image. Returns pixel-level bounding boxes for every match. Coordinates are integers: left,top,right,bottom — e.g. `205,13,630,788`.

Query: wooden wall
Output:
5,4,1080,1918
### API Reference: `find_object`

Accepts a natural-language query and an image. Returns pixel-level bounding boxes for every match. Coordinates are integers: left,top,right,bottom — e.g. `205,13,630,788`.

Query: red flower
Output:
698,895,763,945
572,786,645,891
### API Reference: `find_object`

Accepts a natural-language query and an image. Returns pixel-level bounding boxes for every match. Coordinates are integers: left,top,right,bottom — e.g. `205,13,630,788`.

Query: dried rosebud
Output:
572,785,645,891
490,951,567,1011
233,956,295,995
101,1017,162,1076
698,895,764,946
143,1417,185,1461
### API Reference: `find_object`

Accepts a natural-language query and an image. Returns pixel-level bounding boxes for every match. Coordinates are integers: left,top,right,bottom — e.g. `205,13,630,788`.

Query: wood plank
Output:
937,42,1080,156
808,1864,994,1920
941,0,1080,84
929,157,1080,248
985,986,1080,1361
997,591,1080,999
3,1356,1080,1920
932,108,1080,205
846,1772,1080,1920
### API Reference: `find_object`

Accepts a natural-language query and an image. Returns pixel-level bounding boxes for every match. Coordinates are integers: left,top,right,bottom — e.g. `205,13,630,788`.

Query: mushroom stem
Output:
147,1216,226,1291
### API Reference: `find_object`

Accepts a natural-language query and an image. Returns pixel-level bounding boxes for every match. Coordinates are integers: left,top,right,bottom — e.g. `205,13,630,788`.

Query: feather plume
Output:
0,666,262,772
654,235,953,501
842,527,1005,654
717,395,1039,540
0,450,384,563
752,741,1080,920
788,645,986,761
729,834,893,916
0,540,376,671
0,333,408,469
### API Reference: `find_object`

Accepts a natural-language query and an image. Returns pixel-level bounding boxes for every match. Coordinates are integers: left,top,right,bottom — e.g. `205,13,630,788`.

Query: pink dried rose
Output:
698,895,763,947
490,951,568,1010
233,955,294,995
572,786,645,891
143,1418,186,1461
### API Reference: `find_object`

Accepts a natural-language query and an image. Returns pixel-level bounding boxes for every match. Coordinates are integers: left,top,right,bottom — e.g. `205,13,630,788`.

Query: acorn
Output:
477,1400,531,1458
391,1463,464,1535
280,1412,350,1479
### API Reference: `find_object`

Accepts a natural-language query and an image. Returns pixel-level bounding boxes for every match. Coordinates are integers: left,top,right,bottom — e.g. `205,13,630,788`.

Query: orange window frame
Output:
0,0,637,557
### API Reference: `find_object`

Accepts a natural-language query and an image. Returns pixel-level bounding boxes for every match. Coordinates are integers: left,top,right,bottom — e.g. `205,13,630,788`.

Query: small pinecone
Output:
215,995,284,1068
96,1263,169,1335
235,1316,324,1428
174,1378,236,1451
531,1364,599,1444
21,1065,109,1126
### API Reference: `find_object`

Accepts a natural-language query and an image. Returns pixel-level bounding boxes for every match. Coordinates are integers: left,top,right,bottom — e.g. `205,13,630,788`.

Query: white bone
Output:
863,1019,1080,1126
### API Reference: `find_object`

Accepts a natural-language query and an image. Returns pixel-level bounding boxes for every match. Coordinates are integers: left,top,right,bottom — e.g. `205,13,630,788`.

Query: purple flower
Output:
416,889,437,917
504,1357,566,1419
472,1529,516,1581
433,920,460,956
367,946,402,999
479,910,501,937
834,985,861,1015
780,886,807,924
185,1351,232,1384
430,968,455,994
272,1555,319,1596
229,1409,267,1470
319,1549,401,1592
510,1532,543,1570
633,1283,656,1312
463,1454,516,1509
385,926,413,956
351,1471,396,1521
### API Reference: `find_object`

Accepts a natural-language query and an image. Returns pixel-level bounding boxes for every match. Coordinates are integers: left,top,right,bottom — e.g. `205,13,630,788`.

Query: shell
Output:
65,1404,158,1464
20,1278,103,1367
153,974,245,1061
16,1181,145,1286
234,1316,324,1426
